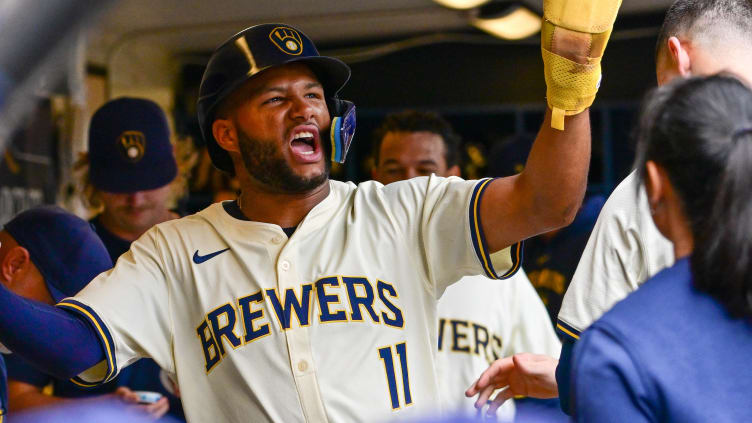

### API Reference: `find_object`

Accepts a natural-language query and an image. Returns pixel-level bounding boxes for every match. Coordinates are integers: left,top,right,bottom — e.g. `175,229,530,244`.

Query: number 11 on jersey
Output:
378,342,412,410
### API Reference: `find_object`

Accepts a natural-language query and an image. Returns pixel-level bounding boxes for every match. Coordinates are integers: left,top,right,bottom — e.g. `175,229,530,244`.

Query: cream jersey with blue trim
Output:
557,172,674,340
435,270,560,421
58,177,521,423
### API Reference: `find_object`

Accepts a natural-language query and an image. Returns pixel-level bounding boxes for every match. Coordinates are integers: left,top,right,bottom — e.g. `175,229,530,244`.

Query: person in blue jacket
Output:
572,74,752,421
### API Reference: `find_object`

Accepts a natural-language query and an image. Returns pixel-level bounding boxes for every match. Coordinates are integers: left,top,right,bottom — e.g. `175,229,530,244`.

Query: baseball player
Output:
467,0,752,415
0,10,619,422
371,110,561,421
0,207,113,421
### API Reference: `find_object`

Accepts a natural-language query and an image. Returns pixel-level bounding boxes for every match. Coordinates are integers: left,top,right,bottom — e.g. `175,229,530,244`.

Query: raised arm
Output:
481,111,590,251
481,0,622,252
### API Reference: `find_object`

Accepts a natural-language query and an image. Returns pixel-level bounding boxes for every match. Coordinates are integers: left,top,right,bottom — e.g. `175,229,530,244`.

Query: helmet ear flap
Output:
327,97,356,163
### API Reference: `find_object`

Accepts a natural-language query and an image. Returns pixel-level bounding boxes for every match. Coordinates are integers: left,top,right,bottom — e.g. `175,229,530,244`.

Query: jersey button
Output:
280,260,290,271
297,360,308,372
271,236,283,244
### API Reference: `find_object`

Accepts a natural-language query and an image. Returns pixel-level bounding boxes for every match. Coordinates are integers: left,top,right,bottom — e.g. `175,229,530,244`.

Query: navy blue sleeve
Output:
5,354,51,387
0,284,105,381
555,338,575,415
571,324,655,422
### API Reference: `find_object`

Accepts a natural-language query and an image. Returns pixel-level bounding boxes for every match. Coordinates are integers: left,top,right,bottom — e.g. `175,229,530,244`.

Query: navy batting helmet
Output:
197,23,356,173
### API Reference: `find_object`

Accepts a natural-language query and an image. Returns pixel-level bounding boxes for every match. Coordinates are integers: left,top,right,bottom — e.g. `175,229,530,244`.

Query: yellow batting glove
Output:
542,0,622,130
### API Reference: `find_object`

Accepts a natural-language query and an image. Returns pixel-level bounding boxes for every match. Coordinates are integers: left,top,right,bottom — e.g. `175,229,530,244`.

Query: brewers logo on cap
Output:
269,27,303,56
118,130,146,162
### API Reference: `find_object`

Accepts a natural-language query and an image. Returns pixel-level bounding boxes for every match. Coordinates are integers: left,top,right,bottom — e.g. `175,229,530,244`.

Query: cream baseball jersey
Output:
435,270,560,421
57,176,521,423
556,172,674,340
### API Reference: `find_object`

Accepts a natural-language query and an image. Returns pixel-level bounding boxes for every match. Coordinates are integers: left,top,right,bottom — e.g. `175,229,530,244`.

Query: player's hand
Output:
465,353,559,416
113,386,170,419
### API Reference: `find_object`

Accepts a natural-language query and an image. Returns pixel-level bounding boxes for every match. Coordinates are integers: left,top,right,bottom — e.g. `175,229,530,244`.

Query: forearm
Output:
0,285,105,379
518,109,590,231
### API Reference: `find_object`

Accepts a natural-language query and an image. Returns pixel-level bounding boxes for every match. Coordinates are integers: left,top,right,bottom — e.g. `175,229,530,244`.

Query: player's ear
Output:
212,118,241,154
1,246,31,286
666,37,691,78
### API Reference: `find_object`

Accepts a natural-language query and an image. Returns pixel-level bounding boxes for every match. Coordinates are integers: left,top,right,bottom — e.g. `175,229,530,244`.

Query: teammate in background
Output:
0,207,110,418
75,97,184,262
372,110,562,421
467,0,752,415
0,8,620,421
5,99,184,421
574,74,752,422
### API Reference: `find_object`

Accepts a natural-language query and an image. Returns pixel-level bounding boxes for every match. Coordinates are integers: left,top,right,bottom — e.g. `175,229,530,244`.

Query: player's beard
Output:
237,128,330,194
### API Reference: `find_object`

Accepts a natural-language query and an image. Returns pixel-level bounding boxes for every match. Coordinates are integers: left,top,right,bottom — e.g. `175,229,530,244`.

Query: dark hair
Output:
634,74,752,319
372,110,461,168
656,0,752,59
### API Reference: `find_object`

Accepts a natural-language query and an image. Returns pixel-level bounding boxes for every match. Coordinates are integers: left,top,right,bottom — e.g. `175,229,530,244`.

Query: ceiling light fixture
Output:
471,2,541,40
433,0,491,11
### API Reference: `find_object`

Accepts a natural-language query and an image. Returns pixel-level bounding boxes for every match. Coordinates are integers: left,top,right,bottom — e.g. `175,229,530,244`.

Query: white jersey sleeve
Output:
380,176,522,297
556,172,674,340
58,228,174,385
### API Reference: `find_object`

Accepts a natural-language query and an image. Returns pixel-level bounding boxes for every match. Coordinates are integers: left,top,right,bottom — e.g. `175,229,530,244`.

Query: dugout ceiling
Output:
87,0,674,66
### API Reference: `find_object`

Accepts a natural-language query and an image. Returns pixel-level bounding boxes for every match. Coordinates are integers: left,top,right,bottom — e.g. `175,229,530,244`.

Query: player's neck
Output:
237,180,330,228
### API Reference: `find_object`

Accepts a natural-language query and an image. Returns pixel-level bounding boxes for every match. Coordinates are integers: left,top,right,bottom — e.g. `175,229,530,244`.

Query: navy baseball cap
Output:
88,97,177,193
3,206,113,302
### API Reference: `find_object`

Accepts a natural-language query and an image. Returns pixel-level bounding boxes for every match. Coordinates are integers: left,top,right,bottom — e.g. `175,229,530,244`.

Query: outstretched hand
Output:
465,353,560,416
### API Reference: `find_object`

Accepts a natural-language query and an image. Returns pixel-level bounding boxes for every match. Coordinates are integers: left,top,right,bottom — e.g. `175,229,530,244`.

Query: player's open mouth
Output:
289,126,323,163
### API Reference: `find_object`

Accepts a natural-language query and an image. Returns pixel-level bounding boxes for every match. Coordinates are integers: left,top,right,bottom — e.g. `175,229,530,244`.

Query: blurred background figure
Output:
372,110,565,422
0,206,111,419
74,97,189,262
5,99,187,421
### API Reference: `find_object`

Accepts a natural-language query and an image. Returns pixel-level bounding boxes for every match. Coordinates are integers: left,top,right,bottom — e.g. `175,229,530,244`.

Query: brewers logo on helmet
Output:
269,26,303,55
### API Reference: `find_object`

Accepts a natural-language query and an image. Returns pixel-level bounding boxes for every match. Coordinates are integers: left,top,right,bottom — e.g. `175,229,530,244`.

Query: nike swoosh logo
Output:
193,248,230,264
